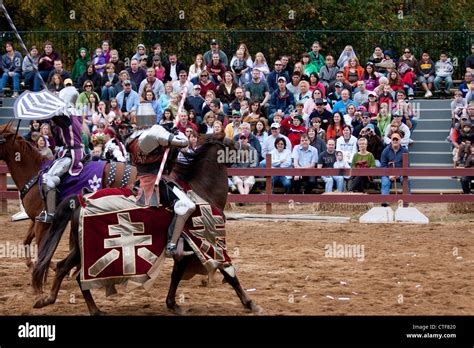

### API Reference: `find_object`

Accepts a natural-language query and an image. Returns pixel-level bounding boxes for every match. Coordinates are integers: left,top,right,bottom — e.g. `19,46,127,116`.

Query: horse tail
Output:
32,195,79,292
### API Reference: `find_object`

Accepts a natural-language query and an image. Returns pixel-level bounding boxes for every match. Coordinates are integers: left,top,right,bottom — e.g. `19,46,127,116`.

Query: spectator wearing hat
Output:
326,81,343,107
270,137,292,194
363,91,380,119
267,60,290,94
127,59,146,91
327,71,353,96
319,55,339,89
116,80,139,122
203,39,228,66
353,81,370,105
70,47,90,84
383,118,411,149
269,76,295,117
380,132,410,195
164,54,187,83
260,122,292,166
308,98,332,131
231,130,258,195
232,122,262,159
132,43,147,62
292,133,318,193
185,85,205,123
225,110,243,139
63,78,74,87
354,112,381,138
281,113,307,148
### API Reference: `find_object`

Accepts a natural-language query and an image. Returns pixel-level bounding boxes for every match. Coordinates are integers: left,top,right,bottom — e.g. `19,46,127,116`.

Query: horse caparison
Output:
32,132,262,315
0,124,137,268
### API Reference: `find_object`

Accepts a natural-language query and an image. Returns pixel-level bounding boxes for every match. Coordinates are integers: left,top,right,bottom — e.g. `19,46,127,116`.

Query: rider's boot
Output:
36,189,57,223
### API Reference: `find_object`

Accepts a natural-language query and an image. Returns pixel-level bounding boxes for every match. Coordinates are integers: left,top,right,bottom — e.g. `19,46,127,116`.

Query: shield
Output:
13,89,66,120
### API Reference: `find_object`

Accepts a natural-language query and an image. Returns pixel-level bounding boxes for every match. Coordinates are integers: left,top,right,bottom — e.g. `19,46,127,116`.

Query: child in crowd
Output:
332,150,351,192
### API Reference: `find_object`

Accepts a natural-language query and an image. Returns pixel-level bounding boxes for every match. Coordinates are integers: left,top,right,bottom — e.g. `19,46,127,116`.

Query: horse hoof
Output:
33,295,53,309
250,302,263,315
167,304,185,315
92,310,106,316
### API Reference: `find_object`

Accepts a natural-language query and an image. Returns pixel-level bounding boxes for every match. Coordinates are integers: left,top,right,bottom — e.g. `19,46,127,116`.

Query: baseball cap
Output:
368,91,377,97
239,130,249,139
193,84,201,90
278,76,287,83
137,43,145,49
210,39,218,45
362,112,371,118
315,98,324,105
270,122,281,129
463,120,472,127
365,123,375,131
293,115,303,123
123,80,131,85
232,110,241,117
391,132,401,140
64,78,73,86
335,82,343,88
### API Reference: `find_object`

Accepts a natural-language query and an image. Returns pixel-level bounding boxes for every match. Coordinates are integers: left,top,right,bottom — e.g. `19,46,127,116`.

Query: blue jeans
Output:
322,176,345,192
0,72,20,92
381,176,411,195
272,176,291,193
434,75,453,92
101,86,116,100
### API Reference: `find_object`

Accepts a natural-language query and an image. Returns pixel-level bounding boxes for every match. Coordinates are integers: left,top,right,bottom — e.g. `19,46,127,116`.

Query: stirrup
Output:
35,211,54,223
165,242,177,258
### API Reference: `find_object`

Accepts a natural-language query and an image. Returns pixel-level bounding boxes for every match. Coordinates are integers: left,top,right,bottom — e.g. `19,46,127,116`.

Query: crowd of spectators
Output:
2,39,474,194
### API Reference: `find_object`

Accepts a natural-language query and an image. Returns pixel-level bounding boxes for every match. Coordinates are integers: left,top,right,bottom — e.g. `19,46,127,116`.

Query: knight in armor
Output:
36,86,84,223
137,124,195,257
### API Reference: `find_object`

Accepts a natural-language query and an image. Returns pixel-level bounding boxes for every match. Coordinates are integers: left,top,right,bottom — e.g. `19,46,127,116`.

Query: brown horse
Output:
32,132,262,315
0,124,137,268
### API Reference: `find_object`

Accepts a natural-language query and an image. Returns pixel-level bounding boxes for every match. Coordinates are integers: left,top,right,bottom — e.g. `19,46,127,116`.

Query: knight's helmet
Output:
58,86,80,115
136,102,158,128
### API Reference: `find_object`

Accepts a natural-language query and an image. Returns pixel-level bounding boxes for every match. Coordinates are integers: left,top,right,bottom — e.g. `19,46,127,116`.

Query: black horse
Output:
32,132,262,315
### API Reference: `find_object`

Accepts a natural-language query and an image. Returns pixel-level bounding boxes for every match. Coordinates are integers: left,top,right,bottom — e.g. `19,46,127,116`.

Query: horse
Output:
0,123,138,268
32,132,262,315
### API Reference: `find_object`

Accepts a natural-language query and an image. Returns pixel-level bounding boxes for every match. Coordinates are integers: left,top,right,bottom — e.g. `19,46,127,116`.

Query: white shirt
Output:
103,138,127,162
170,64,178,81
336,135,358,163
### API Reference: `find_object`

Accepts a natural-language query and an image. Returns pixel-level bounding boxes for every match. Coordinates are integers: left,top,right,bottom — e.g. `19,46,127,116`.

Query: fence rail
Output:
0,30,472,79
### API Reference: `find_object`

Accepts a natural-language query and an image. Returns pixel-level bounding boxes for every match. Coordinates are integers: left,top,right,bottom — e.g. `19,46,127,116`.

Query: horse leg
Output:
219,269,263,314
23,221,36,269
76,274,105,316
33,247,80,308
166,257,192,314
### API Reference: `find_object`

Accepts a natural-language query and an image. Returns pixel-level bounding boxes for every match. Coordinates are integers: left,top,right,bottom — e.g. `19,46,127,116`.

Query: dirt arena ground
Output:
0,202,473,316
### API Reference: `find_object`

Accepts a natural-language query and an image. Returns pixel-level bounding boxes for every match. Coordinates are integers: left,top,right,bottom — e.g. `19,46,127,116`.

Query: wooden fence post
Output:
265,154,272,214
